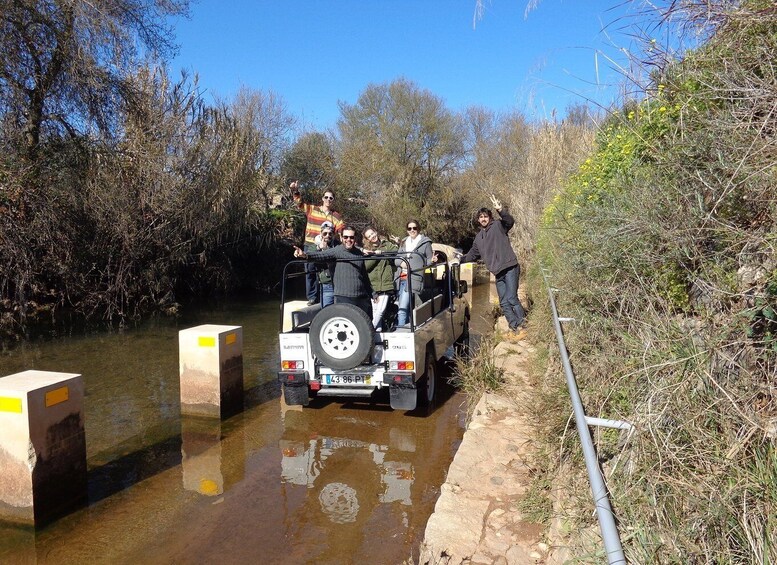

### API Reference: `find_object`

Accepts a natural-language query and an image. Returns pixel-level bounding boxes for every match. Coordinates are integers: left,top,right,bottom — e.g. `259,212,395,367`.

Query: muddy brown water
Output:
0,283,493,564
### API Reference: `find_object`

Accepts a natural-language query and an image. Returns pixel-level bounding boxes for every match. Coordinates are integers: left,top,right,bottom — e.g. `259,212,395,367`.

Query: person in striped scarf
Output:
290,180,344,304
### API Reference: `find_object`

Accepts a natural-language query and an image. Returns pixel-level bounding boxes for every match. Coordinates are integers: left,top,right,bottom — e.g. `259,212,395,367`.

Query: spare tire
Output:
310,303,375,370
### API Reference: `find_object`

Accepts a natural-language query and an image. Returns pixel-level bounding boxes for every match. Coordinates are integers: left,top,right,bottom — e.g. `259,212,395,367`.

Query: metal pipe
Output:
585,416,633,432
541,267,627,564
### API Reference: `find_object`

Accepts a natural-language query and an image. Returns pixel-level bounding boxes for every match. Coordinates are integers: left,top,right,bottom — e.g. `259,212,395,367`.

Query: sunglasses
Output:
342,235,355,240
323,195,334,200
407,226,418,231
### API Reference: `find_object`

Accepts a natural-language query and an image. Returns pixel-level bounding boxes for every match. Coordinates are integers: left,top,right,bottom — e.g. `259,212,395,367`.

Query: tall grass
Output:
449,335,505,422
529,1,776,561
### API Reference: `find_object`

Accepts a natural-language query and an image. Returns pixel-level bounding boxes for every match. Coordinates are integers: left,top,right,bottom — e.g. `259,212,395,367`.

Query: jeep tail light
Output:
389,361,414,371
282,360,304,370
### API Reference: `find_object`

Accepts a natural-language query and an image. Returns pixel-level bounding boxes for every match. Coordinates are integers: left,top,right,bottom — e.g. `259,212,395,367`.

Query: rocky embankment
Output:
420,319,551,565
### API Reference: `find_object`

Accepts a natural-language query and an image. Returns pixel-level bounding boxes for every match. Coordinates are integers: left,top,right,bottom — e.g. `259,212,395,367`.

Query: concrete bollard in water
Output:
0,370,87,527
459,262,474,287
179,325,244,419
489,272,499,305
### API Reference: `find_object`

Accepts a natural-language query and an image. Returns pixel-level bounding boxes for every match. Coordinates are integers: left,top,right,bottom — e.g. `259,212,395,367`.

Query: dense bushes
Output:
532,2,776,561
0,67,296,335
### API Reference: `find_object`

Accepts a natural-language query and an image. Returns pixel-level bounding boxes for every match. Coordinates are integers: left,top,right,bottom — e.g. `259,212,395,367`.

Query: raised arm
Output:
490,193,514,232
497,207,515,232
293,245,339,261
290,180,307,212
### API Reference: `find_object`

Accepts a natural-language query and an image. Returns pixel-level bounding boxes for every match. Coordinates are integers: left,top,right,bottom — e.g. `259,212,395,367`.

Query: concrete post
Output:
459,262,474,287
179,325,243,419
0,370,87,527
489,272,499,305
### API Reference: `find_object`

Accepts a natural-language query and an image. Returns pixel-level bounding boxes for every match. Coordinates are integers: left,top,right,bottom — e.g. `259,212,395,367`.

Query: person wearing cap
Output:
314,223,338,307
314,220,336,248
290,181,344,305
461,194,527,336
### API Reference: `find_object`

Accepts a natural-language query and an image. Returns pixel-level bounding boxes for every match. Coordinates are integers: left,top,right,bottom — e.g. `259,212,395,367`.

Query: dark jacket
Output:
305,245,372,298
365,239,398,293
395,234,433,294
461,208,518,275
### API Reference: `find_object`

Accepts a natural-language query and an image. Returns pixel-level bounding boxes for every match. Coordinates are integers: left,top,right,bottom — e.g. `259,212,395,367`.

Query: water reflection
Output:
0,288,488,563
280,427,416,519
275,396,464,564
181,417,245,497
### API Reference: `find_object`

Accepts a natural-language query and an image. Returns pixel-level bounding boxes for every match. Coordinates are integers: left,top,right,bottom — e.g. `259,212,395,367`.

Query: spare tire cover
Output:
309,303,375,370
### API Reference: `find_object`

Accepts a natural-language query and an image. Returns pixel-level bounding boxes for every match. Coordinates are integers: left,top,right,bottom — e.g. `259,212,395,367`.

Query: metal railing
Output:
540,266,628,565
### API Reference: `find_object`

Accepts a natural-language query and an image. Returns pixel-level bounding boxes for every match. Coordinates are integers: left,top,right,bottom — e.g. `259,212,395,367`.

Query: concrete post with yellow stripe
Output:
0,370,87,526
179,324,243,419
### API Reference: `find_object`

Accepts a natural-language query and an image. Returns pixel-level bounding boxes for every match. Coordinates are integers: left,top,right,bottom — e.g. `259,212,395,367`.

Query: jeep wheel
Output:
309,303,375,370
417,350,437,407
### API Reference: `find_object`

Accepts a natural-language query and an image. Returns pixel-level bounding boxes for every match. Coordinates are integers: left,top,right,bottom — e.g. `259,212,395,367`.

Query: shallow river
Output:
0,283,492,564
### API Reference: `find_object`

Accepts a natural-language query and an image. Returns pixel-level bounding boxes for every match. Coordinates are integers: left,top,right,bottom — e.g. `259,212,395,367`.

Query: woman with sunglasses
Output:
394,219,434,327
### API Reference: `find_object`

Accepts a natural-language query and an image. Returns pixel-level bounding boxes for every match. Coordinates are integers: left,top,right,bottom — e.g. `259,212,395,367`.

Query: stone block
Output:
179,325,243,419
489,272,499,305
460,261,474,286
0,370,87,527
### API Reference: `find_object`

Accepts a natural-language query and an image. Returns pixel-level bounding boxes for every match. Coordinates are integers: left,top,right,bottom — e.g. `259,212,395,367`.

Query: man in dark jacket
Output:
461,195,526,334
293,226,373,319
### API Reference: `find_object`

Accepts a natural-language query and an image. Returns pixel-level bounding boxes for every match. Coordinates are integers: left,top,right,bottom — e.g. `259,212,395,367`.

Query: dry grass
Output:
527,1,777,562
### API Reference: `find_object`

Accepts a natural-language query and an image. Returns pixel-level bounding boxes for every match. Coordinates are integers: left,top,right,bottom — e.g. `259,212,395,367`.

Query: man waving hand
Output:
461,194,527,337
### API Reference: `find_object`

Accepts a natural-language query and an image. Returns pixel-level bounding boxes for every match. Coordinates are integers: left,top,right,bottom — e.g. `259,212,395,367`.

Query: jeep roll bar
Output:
279,251,445,332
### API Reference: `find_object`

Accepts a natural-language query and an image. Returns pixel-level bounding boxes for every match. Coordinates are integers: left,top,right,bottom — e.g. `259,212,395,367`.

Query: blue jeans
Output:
495,265,525,329
397,279,418,326
304,243,318,302
320,282,334,307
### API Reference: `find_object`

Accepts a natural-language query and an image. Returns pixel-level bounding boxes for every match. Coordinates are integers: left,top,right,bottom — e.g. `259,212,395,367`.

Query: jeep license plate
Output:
325,375,371,385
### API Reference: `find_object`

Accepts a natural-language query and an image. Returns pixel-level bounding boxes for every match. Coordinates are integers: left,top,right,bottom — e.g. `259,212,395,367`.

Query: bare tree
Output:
337,78,466,236
0,0,189,157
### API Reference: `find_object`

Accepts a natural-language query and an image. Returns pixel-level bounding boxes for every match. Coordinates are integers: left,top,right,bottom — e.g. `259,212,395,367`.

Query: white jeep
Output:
277,254,470,411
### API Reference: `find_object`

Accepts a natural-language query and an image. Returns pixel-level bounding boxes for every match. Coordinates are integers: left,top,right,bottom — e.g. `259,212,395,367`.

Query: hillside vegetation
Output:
530,1,776,561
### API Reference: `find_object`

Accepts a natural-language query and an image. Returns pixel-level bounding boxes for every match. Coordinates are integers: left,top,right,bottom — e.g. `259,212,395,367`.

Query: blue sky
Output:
170,1,651,131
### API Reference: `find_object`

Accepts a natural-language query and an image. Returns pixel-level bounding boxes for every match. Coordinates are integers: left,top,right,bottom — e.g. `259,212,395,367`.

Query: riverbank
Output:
420,318,551,564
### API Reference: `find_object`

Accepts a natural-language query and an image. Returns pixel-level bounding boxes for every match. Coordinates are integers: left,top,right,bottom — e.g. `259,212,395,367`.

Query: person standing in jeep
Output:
363,226,398,330
395,219,434,327
461,194,527,336
314,222,339,307
290,181,344,305
293,226,373,319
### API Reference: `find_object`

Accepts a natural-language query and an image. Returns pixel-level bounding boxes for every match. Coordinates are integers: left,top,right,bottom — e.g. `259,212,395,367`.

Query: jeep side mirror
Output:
459,280,468,296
